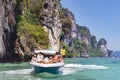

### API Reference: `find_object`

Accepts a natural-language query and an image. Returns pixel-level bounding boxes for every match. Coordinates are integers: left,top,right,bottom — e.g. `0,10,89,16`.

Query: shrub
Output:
17,15,49,49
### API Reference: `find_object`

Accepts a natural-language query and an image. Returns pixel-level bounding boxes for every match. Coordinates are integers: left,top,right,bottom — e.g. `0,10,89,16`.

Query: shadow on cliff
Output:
0,53,32,63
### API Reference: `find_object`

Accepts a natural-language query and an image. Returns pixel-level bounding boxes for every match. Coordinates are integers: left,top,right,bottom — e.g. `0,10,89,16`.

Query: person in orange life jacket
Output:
52,52,63,63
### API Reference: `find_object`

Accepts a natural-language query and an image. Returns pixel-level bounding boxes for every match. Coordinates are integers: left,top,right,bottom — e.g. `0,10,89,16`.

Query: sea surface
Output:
0,57,120,80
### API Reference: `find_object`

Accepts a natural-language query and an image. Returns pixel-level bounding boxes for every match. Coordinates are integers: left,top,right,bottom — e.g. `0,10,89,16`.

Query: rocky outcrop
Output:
39,0,62,51
75,25,91,57
0,0,16,59
60,8,78,47
98,38,108,56
67,9,77,39
91,35,97,48
79,26,91,45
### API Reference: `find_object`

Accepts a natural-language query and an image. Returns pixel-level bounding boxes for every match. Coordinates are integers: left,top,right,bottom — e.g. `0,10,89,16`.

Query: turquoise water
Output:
0,57,120,80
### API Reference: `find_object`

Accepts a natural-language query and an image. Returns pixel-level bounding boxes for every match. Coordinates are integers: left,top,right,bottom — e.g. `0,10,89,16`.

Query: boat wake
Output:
64,64,108,70
60,63,108,75
0,69,33,75
0,64,108,76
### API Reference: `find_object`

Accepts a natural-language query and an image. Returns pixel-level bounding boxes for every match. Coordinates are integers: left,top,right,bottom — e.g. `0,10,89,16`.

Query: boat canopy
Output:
34,50,57,55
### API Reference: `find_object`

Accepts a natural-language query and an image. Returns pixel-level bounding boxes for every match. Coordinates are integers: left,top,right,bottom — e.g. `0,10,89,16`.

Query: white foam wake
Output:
60,64,108,75
0,69,33,75
64,64,108,70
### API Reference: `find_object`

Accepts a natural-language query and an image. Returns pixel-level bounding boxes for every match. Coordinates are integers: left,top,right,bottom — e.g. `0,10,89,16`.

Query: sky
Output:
61,0,120,51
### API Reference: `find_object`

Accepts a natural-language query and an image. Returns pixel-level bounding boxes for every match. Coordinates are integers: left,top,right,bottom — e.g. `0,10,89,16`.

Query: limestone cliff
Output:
76,25,91,57
79,26,91,45
39,0,62,51
60,8,78,47
91,35,97,48
98,38,108,56
0,0,16,60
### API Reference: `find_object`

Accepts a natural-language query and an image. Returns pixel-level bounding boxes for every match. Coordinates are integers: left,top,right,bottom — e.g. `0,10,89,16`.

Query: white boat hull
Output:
30,62,64,74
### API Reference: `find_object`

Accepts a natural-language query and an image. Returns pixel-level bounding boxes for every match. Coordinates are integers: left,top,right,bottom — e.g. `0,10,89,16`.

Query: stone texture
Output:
0,0,16,58
39,0,62,51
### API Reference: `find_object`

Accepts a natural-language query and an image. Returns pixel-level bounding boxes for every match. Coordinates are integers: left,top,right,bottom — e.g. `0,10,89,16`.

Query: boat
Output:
30,50,64,74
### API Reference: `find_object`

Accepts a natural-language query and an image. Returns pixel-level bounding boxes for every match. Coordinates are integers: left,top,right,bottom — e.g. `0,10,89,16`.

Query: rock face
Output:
0,0,16,58
76,25,91,57
98,38,108,56
68,10,77,39
76,25,91,45
91,35,97,48
60,8,78,47
39,0,62,51
80,26,91,45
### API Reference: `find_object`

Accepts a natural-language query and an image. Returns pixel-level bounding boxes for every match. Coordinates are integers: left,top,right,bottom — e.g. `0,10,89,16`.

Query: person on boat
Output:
61,46,66,58
57,55,63,62
36,52,44,63
48,55,55,63
44,57,49,64
31,54,37,62
52,52,63,63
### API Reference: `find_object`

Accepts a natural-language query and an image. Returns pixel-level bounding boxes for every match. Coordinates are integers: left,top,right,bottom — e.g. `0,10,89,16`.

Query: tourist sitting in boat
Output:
31,54,37,62
36,52,44,63
31,51,63,64
44,57,49,64
52,52,63,63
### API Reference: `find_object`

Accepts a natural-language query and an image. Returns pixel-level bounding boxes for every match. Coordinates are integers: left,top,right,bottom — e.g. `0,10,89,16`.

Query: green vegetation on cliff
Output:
18,22,49,49
14,0,49,51
17,11,49,50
